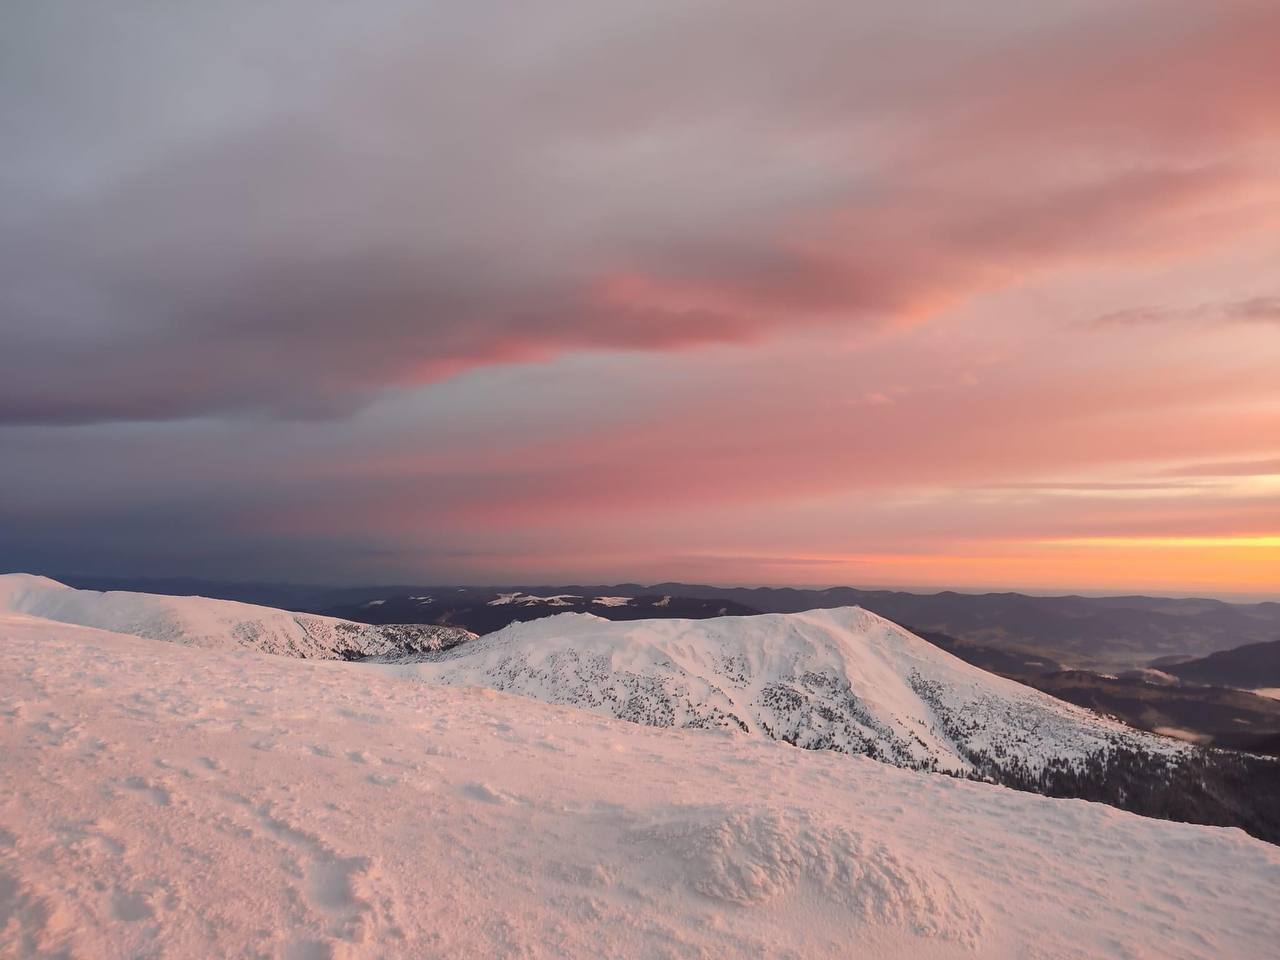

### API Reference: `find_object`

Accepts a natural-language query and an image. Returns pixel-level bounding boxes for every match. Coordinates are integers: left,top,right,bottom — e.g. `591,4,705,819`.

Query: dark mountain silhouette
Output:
1161,639,1280,688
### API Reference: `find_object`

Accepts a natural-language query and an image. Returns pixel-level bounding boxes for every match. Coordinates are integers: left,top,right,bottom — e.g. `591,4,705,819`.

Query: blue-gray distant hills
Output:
1158,639,1280,689
47,576,1280,666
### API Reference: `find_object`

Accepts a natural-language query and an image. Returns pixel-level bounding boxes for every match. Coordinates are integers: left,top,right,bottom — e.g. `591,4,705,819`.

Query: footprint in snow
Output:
109,888,154,922
120,777,170,807
461,782,514,805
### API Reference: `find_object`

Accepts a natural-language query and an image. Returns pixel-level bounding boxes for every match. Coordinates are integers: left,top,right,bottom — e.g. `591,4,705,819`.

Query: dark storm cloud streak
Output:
1092,296,1280,329
2,1,1278,425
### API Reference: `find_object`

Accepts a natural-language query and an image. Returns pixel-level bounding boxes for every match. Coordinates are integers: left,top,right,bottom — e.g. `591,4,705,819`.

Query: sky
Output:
2,1,1278,598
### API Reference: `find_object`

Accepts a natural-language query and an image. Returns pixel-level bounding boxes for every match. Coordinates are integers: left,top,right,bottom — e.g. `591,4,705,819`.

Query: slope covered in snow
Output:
389,607,1184,776
322,588,760,633
2,612,1276,959
0,574,474,660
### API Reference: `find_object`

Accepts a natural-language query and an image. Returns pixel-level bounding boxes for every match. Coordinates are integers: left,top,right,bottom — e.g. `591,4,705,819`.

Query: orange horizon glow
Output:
3,2,1279,596
681,542,1280,597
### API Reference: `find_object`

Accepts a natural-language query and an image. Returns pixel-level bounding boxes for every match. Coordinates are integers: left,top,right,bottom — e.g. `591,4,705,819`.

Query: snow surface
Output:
2,611,1276,959
591,596,634,607
0,574,474,660
487,592,582,607
390,608,1184,775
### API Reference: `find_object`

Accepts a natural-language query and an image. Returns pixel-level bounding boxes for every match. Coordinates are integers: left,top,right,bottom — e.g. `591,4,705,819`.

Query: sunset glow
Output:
1045,537,1280,550
1,0,1277,597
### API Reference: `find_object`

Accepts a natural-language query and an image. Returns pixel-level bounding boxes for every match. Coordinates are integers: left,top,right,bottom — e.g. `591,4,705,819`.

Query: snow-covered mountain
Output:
389,607,1185,777
7,578,1274,840
321,588,762,633
2,613,1276,959
0,574,474,660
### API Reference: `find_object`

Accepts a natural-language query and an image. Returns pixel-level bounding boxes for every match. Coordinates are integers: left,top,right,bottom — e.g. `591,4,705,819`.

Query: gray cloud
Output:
1093,296,1280,329
3,2,1280,592
4,1,1276,425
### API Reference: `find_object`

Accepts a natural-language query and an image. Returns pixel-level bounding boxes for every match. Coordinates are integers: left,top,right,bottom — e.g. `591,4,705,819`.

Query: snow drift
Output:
0,573,474,660
387,607,1183,775
2,611,1276,959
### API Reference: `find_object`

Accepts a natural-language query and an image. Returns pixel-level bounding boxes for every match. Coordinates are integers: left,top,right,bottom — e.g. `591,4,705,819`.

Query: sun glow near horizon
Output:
1,0,1278,597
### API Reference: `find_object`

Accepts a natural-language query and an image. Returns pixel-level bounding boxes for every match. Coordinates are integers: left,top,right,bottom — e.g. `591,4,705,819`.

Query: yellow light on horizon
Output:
1043,536,1280,549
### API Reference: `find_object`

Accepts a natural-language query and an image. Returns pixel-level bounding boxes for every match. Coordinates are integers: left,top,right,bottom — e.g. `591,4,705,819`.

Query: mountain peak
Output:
389,603,1180,776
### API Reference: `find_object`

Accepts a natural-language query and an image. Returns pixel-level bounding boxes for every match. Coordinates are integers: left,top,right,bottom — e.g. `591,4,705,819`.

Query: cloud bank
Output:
3,1,1277,424
2,1,1278,593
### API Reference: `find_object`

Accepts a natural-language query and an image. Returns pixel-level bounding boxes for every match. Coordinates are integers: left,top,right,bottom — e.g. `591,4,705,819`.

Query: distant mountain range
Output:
325,591,762,634
47,576,1280,669
39,572,1280,756
1021,670,1280,756
1157,640,1280,688
910,626,1280,758
641,584,1280,668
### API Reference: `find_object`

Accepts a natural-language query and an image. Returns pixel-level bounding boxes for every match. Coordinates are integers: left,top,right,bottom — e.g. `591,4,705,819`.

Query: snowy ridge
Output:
2,614,1276,959
0,574,474,660
392,607,1184,775
486,592,638,608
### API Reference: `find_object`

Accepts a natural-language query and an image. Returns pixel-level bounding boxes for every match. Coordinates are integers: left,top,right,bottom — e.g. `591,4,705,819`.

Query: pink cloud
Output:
5,2,1278,424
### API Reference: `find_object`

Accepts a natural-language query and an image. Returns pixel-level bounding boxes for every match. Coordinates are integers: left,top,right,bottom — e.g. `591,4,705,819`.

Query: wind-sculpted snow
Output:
2,613,1277,959
0,574,474,660
628,805,984,945
392,607,1183,776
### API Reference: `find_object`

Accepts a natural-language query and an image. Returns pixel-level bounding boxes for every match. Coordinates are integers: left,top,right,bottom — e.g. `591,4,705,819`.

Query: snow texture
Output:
390,608,1185,776
2,611,1276,959
0,574,474,661
487,592,583,607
